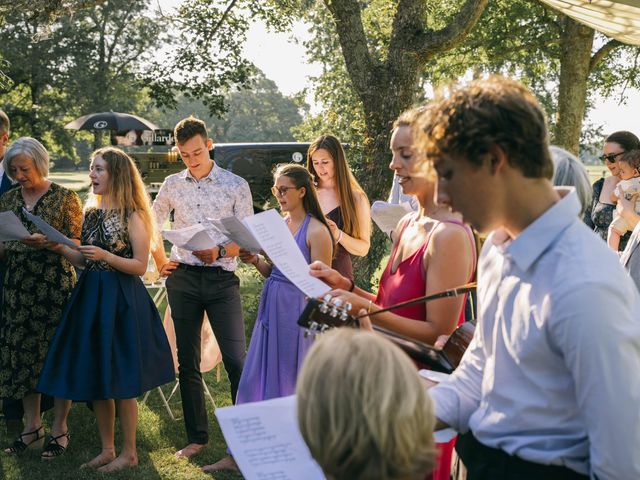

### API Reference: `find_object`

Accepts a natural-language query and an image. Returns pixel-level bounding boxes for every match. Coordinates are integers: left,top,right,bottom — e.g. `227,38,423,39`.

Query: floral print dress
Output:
0,183,82,399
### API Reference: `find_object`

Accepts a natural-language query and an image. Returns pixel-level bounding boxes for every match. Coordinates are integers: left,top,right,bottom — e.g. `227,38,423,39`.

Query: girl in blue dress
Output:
37,147,174,472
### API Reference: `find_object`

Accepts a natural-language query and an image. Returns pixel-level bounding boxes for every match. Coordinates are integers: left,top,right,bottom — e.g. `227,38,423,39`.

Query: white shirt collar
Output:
489,187,580,272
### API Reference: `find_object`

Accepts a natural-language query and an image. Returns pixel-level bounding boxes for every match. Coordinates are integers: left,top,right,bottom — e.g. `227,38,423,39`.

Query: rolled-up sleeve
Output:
550,282,640,479
429,328,485,432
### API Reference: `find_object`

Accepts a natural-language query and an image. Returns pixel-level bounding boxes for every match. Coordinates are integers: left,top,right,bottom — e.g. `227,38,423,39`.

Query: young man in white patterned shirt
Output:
152,116,253,459
419,77,640,479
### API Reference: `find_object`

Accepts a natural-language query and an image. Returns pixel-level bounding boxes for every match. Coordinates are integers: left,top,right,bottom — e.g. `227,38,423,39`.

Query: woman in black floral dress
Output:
0,137,82,457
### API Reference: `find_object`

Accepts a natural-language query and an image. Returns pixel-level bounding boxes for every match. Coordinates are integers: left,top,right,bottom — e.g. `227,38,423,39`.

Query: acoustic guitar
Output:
297,284,476,373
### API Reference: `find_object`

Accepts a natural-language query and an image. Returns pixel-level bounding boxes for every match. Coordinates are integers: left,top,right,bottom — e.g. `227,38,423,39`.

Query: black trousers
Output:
166,265,246,445
456,432,589,480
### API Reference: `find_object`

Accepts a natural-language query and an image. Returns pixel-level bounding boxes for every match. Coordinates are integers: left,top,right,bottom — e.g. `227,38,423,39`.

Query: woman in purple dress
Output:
202,163,333,473
307,135,370,280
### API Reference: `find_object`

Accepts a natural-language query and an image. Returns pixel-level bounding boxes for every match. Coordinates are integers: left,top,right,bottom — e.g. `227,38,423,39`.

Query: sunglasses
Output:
599,152,624,163
271,185,299,197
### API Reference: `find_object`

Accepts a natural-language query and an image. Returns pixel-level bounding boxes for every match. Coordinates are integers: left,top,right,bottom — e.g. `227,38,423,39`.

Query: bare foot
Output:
80,448,116,469
97,454,138,473
174,442,207,459
202,455,238,473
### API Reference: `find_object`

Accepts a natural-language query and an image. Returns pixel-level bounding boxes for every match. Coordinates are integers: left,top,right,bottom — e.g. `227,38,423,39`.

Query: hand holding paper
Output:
22,208,78,249
0,211,30,242
207,217,262,253
242,209,330,298
161,224,218,251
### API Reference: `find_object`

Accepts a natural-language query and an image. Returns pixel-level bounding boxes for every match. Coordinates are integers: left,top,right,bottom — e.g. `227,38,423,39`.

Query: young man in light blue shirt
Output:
420,77,640,479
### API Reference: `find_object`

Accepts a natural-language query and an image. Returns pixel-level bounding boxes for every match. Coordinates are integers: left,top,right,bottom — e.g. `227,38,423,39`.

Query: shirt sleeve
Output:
234,179,254,220
429,324,485,433
549,281,640,478
152,180,172,229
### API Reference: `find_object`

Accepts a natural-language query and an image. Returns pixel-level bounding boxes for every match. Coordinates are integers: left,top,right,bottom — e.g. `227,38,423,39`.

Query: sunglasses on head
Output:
271,185,299,197
599,152,624,163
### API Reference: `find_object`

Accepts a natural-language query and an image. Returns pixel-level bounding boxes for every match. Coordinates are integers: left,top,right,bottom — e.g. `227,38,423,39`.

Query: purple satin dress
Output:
236,214,315,403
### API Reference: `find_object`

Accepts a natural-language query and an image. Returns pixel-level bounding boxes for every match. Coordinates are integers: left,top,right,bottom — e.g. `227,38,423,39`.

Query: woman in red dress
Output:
310,107,477,479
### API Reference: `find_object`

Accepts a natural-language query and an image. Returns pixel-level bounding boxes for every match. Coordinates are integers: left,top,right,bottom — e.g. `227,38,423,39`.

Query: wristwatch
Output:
216,244,227,260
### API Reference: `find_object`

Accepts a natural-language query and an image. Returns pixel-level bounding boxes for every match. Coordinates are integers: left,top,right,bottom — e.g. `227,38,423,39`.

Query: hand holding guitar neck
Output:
297,283,477,373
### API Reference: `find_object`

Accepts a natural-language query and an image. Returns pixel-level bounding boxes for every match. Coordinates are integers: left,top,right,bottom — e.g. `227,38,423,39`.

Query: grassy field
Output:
49,170,91,192
586,164,608,184
0,267,264,480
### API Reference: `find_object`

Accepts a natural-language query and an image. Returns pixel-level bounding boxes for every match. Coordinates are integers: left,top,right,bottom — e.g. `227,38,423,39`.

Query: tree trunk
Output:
554,17,594,154
353,69,419,288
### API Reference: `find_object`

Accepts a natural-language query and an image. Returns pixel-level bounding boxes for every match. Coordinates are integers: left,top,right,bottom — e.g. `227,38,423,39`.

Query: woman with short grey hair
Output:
550,146,592,217
0,137,82,459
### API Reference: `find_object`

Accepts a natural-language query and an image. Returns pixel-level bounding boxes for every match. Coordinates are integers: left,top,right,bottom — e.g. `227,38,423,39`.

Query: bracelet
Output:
367,299,373,314
336,230,343,243
347,278,355,292
253,256,260,267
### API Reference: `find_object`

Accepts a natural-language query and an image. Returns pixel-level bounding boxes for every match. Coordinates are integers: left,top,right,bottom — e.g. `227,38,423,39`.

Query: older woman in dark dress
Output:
0,137,82,459
584,131,640,250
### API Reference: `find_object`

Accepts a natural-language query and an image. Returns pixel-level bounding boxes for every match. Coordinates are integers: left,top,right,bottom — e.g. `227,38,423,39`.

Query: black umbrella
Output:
65,111,159,131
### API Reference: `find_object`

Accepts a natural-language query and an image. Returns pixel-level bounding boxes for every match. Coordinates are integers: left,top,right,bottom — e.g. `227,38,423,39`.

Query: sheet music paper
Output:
22,208,78,249
216,395,325,480
0,211,30,242
371,200,412,234
243,209,330,298
207,216,262,253
161,224,217,251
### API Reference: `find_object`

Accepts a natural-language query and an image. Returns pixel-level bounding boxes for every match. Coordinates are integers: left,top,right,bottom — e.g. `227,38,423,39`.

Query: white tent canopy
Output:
539,0,640,45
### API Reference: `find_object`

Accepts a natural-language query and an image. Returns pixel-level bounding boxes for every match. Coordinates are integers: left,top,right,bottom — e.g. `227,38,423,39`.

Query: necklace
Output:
22,182,50,211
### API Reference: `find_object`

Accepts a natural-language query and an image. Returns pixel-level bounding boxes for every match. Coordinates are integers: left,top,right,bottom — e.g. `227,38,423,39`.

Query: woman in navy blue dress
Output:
37,147,174,472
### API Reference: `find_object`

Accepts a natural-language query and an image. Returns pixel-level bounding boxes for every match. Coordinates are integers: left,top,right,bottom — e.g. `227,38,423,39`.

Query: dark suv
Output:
212,143,311,210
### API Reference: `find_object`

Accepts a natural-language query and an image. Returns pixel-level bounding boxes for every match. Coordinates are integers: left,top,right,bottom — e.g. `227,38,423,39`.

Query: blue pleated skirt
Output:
37,270,175,401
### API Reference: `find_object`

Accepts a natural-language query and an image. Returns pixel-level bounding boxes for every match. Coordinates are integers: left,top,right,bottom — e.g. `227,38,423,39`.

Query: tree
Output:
0,1,103,23
145,0,299,118
150,69,303,142
298,0,488,286
0,0,163,156
433,0,640,153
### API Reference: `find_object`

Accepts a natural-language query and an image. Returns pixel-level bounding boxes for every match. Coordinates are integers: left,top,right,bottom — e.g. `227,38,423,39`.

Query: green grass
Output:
0,265,264,480
49,170,91,192
586,164,608,185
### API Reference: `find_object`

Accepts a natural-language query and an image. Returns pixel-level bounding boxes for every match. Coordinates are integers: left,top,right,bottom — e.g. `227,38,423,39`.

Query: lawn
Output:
585,164,608,184
49,170,91,192
0,267,264,480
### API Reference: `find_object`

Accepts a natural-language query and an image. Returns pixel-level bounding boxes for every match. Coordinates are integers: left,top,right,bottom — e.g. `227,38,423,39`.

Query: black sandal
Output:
4,425,45,454
41,432,70,460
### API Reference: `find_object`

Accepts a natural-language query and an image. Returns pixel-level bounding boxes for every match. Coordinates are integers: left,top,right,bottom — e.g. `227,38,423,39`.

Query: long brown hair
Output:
306,135,368,240
86,147,158,249
275,163,334,258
